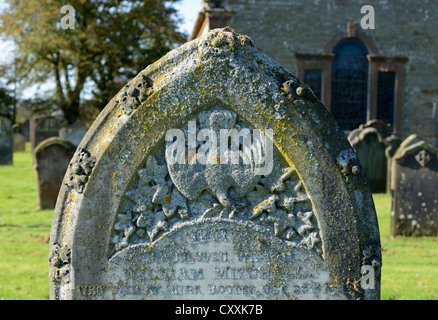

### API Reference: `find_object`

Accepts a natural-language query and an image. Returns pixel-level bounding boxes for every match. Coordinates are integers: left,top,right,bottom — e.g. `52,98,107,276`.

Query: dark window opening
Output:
376,71,396,127
331,38,369,131
304,69,322,100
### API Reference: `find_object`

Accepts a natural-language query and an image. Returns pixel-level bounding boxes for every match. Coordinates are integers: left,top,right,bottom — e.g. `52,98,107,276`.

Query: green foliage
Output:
0,0,186,124
0,85,15,122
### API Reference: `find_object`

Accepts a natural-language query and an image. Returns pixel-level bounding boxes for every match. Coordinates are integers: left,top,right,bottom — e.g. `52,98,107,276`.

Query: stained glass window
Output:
376,71,396,127
331,39,369,130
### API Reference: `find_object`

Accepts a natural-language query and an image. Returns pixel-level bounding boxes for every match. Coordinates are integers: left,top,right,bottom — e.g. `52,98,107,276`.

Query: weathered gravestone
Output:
348,127,387,193
49,28,381,300
391,134,438,236
0,117,13,165
34,137,77,210
385,135,402,193
20,119,30,141
359,119,390,139
12,124,26,152
30,115,65,151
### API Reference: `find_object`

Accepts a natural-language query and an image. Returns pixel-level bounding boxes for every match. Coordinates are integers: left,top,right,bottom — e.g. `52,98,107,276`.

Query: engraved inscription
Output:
79,220,345,300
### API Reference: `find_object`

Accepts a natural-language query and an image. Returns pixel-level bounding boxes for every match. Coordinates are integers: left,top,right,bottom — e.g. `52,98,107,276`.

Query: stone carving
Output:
115,74,153,116
415,149,431,167
109,109,321,258
283,78,318,103
65,147,96,193
49,243,71,282
336,149,365,190
50,28,381,300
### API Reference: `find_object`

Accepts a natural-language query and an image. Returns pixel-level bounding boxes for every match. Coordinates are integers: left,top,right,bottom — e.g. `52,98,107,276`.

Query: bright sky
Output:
0,0,203,97
175,0,203,35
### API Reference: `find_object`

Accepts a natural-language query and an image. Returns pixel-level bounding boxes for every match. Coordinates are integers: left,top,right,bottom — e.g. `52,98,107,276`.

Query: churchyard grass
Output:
0,145,52,300
0,146,437,300
375,194,438,300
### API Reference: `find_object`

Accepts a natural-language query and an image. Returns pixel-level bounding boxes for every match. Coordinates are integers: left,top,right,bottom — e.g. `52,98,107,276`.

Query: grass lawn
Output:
374,193,438,300
0,145,437,300
0,146,52,300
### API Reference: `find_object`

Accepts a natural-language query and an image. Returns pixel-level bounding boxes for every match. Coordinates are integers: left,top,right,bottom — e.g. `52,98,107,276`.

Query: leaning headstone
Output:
391,135,438,236
0,117,13,165
49,28,381,300
30,115,65,150
348,127,387,193
34,137,76,210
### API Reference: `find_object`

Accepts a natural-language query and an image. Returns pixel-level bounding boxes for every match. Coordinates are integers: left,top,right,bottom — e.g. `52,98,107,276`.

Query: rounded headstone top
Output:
49,28,381,300
34,136,76,154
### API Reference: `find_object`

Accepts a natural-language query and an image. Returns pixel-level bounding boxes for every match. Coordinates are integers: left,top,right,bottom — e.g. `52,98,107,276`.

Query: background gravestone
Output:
49,28,381,300
385,135,402,193
12,123,26,152
348,127,387,193
20,120,30,141
359,119,390,139
30,115,65,151
0,117,13,165
34,137,76,210
391,135,438,236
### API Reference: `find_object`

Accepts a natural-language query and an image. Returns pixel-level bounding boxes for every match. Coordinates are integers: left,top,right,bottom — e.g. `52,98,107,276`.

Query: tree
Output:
0,85,15,123
0,0,186,125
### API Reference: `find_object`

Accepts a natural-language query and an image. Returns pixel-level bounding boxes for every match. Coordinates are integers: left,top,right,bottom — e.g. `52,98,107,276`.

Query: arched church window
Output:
331,38,369,131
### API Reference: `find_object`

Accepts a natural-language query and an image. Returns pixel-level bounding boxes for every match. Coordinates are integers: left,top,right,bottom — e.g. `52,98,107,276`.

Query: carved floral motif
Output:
415,149,431,167
115,74,153,116
65,147,96,193
49,243,71,282
108,110,322,257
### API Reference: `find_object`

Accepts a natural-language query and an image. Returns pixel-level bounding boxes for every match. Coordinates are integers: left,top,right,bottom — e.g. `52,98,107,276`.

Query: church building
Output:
189,0,438,145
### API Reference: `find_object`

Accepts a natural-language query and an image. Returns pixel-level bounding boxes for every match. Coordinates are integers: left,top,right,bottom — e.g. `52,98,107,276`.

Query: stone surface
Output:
34,137,77,210
359,119,390,139
385,135,402,193
30,115,65,151
49,28,381,300
391,135,438,236
348,127,387,193
0,117,13,165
